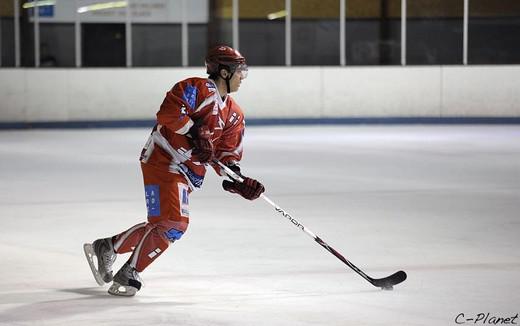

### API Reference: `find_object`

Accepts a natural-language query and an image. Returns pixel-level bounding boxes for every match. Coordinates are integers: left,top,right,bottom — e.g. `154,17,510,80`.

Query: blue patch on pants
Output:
145,185,160,217
165,228,184,241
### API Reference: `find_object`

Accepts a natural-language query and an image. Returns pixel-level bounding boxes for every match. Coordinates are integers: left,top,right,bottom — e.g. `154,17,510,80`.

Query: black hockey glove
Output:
189,124,214,163
222,165,265,200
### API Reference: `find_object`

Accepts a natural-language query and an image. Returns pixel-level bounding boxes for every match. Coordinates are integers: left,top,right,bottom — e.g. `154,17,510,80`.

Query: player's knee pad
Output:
151,218,188,243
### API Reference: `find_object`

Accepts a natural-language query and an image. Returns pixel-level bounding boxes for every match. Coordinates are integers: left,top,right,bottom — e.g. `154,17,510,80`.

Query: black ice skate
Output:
108,262,142,297
83,238,117,286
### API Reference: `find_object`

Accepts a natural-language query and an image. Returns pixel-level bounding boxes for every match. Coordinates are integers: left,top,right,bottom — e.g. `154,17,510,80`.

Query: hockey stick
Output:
215,160,407,290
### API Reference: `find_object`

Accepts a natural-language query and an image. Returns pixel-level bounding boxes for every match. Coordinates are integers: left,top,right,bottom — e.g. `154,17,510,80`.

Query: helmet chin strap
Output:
220,69,234,94
225,73,234,94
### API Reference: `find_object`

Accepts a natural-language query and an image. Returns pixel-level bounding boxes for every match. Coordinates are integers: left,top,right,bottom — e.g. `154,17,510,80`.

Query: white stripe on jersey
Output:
151,125,199,190
194,96,215,113
152,125,192,165
196,79,226,114
175,118,194,135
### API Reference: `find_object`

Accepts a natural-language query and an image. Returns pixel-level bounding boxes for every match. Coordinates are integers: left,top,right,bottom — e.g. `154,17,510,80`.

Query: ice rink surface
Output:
0,125,519,326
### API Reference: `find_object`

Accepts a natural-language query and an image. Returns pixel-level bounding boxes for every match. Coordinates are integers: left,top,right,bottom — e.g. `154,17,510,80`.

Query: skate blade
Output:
108,282,138,297
83,243,105,286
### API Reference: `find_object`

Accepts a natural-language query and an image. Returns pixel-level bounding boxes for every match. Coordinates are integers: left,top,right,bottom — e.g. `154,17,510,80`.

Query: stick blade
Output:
371,270,407,289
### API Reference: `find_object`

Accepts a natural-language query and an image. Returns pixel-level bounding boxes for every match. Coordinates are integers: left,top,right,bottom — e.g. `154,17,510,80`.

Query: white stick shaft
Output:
260,193,317,239
215,160,244,182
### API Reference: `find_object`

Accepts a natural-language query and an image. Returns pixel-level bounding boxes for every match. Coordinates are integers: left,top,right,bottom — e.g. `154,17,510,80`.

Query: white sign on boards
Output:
31,0,208,23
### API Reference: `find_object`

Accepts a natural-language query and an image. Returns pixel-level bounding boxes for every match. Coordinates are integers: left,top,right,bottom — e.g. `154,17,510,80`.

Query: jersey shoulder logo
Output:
182,85,198,109
206,82,216,92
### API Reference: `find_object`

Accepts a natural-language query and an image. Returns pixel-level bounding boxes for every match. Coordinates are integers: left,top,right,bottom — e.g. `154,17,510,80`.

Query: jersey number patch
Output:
178,183,189,217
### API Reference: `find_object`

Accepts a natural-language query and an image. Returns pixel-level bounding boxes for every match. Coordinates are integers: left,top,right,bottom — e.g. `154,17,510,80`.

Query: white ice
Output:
0,125,519,326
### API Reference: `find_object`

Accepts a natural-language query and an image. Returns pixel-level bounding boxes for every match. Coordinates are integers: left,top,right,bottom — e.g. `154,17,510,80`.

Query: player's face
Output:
230,64,248,93
229,71,243,93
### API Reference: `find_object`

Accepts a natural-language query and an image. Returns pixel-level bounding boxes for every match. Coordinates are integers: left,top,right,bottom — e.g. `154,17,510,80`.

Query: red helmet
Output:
205,45,247,77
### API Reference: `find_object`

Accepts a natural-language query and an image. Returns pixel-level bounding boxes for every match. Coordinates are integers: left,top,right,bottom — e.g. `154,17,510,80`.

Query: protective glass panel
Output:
407,0,463,65
133,24,181,67
40,23,75,67
82,23,126,67
469,0,520,64
208,0,232,48
292,0,340,65
0,16,15,66
188,24,208,66
346,0,402,65
238,0,285,66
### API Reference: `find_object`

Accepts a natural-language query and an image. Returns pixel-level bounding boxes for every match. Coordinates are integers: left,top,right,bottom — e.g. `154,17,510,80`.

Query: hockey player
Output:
84,45,265,296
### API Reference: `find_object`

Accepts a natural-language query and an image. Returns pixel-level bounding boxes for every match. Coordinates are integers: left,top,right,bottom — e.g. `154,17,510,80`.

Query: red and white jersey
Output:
140,77,245,189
